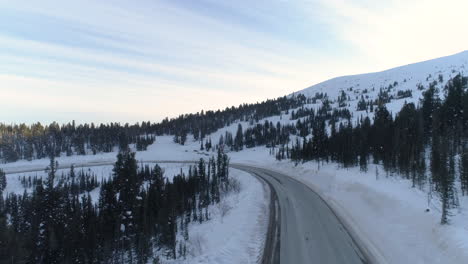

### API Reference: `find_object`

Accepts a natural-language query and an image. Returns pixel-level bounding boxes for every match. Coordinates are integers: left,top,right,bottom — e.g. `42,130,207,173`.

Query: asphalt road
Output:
232,164,369,264
4,160,372,264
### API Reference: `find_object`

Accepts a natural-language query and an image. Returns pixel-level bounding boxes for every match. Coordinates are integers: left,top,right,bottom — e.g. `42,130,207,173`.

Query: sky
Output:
1,0,468,124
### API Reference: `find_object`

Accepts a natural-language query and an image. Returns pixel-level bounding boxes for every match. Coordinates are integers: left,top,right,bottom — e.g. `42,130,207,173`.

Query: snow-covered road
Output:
233,164,376,264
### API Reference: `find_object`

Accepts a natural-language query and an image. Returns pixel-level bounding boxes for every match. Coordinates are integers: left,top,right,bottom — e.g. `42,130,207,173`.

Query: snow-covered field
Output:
0,136,207,174
3,162,193,202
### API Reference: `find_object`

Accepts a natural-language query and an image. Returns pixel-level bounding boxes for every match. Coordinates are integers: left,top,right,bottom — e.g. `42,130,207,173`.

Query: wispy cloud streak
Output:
1,0,467,123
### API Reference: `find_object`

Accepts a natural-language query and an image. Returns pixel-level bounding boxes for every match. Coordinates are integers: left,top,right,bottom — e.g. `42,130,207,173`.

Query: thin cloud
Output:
1,0,467,124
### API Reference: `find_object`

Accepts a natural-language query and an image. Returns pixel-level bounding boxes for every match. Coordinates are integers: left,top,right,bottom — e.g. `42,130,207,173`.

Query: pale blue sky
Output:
1,0,467,124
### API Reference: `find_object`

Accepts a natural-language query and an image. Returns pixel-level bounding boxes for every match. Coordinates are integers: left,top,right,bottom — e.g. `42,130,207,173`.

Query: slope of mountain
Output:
294,50,468,116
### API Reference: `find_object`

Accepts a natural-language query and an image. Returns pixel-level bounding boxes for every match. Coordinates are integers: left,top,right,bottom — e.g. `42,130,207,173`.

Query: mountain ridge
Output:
296,50,468,98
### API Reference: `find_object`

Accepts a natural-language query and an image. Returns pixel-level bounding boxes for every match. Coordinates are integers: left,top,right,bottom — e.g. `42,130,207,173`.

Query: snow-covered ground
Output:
228,147,468,264
0,136,211,175
1,142,269,264
163,168,269,264
3,133,468,263
3,162,193,201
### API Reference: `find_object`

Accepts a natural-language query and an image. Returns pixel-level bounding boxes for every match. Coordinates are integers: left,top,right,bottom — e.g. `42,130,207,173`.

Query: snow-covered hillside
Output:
295,50,468,117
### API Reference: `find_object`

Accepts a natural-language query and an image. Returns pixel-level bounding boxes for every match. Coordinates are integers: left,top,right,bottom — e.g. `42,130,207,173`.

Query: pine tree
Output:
416,155,427,189
460,143,468,195
0,169,6,192
438,137,456,224
180,130,187,145
420,83,440,138
45,154,58,189
234,124,243,151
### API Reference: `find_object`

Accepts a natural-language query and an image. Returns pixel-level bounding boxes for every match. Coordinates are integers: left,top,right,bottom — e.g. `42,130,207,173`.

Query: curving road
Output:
4,160,373,264
232,164,370,264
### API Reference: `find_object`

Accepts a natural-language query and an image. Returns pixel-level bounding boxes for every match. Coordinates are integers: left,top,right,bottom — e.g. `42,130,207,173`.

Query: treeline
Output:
18,168,99,193
155,94,307,142
215,96,356,153
276,74,468,224
0,149,232,263
0,121,155,163
216,122,296,152
1,95,308,162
